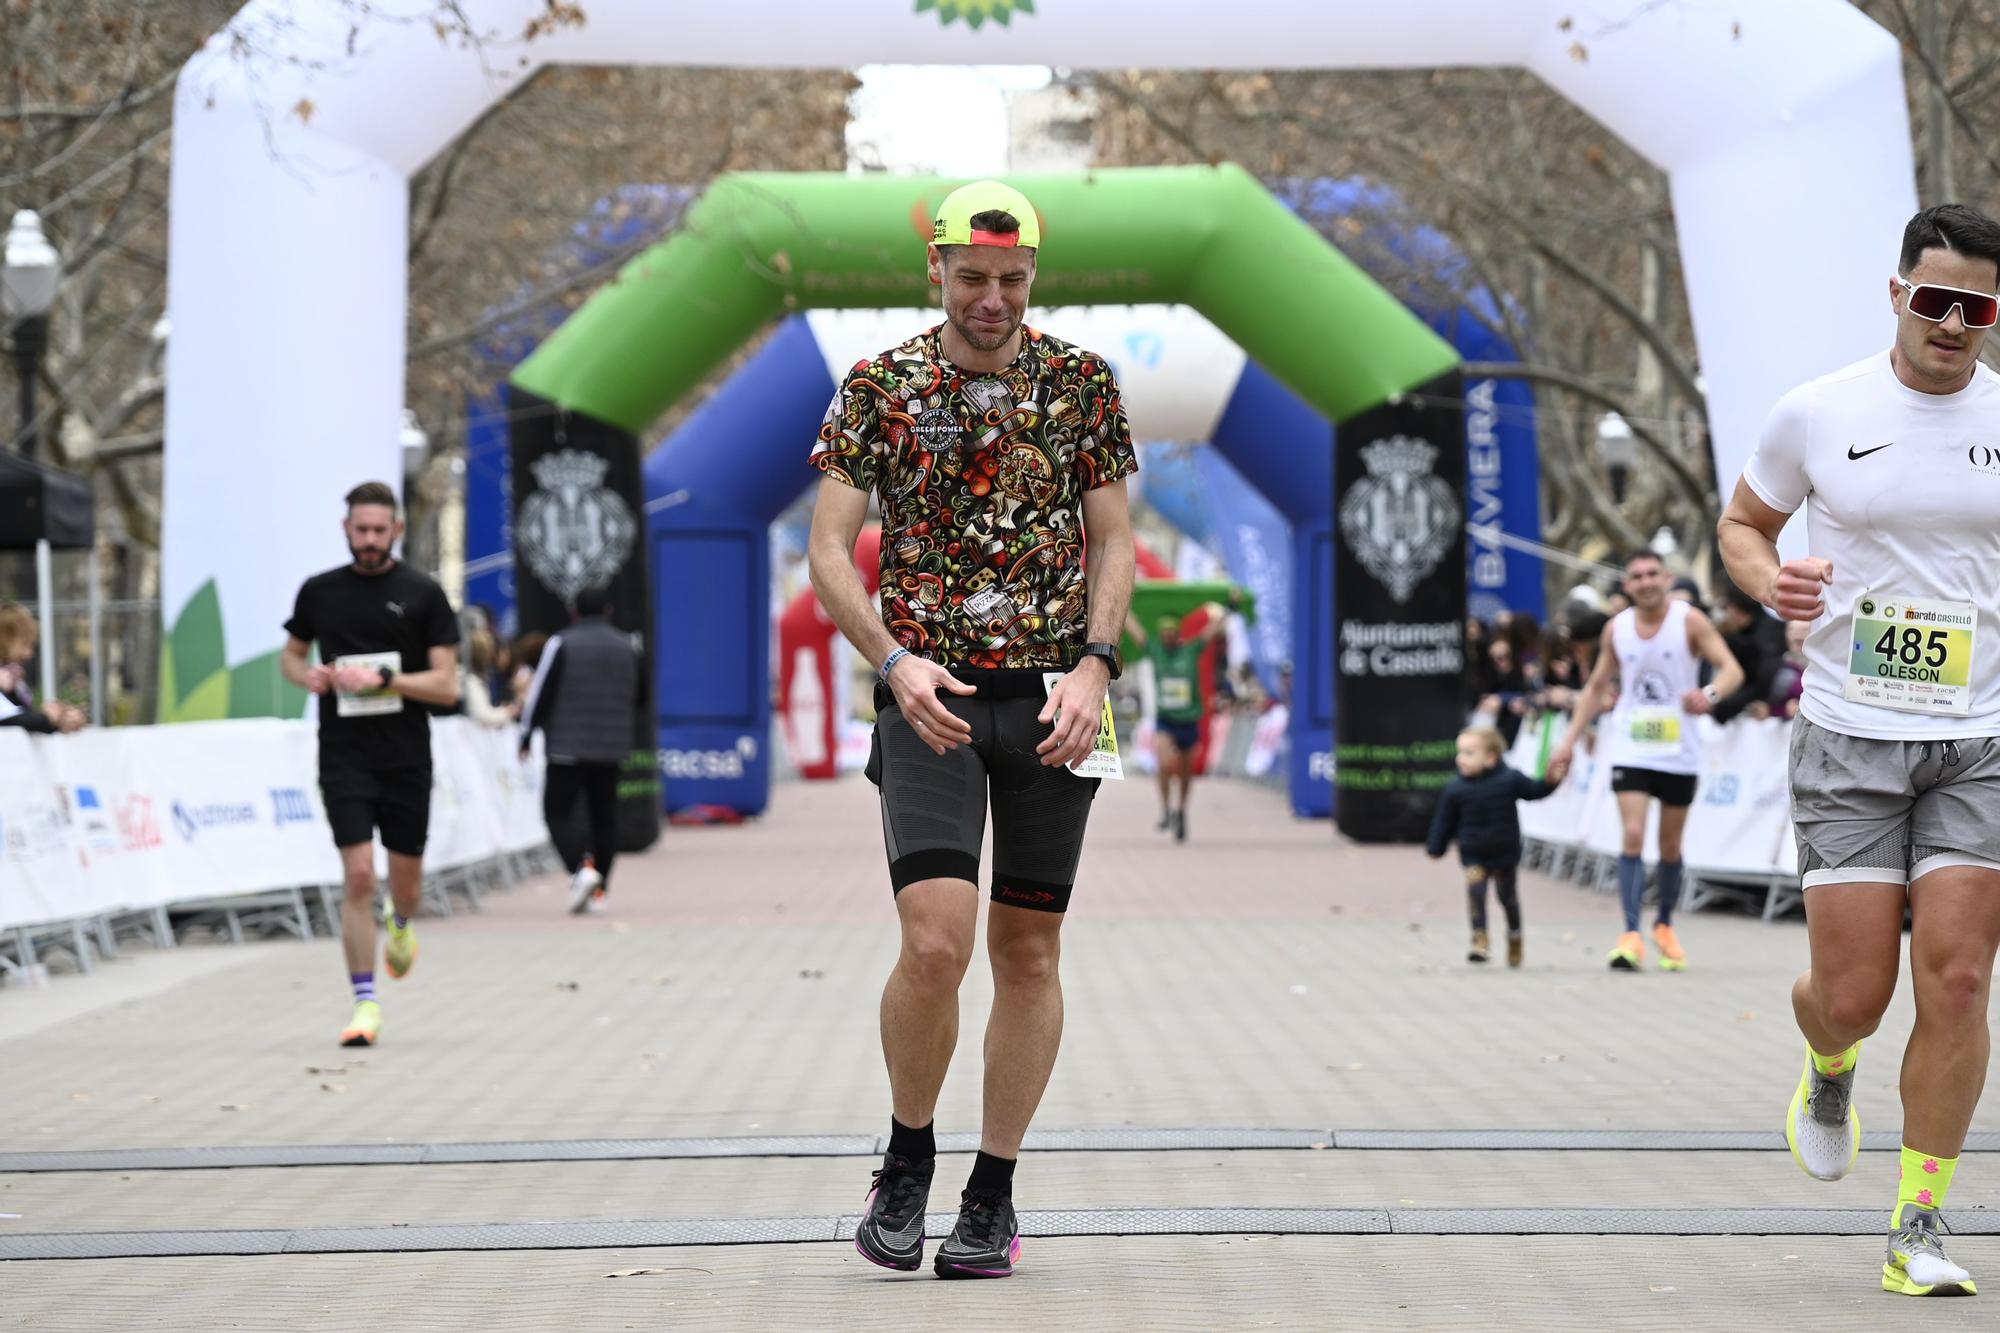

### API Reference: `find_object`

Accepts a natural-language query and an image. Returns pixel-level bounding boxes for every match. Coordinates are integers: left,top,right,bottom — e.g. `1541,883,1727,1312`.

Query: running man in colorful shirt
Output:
807,180,1137,1279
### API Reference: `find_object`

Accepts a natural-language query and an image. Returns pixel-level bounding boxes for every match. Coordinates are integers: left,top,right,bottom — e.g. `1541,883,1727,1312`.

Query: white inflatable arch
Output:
164,0,1912,702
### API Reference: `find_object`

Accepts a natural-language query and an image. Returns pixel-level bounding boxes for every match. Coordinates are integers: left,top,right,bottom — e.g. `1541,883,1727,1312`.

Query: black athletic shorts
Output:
321,759,433,856
867,674,1100,913
1610,766,1698,809
1155,718,1202,752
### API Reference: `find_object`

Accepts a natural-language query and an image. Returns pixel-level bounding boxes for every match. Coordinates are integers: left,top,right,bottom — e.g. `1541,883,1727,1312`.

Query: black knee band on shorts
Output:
990,874,1072,914
890,848,980,893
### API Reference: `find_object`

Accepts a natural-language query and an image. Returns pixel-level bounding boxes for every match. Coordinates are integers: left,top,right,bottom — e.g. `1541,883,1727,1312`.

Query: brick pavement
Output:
2,773,1995,1329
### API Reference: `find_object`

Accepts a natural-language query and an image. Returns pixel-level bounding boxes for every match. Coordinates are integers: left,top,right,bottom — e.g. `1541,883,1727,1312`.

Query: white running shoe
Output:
1785,1046,1860,1181
1884,1208,1976,1296
566,863,603,914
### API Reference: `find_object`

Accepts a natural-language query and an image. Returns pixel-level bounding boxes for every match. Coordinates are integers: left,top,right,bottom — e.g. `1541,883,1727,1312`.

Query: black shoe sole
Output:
934,1236,1020,1278
855,1234,922,1272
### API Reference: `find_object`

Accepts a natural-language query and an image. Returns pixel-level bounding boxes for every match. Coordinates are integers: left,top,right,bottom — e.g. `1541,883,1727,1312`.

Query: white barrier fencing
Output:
1,718,552,971
1509,711,1803,921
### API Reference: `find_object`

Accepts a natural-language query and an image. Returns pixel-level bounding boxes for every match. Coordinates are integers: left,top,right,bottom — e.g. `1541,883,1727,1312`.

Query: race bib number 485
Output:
1844,592,1975,717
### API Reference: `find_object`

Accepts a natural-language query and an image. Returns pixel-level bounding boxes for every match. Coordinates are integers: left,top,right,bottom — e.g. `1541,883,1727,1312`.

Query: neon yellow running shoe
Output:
339,999,382,1048
382,902,418,980
1785,1046,1860,1181
1652,922,1687,971
1884,1208,1976,1296
1607,930,1644,971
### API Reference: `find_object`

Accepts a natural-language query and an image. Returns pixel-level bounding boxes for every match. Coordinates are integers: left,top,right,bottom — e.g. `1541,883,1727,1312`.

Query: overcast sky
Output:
846,65,1053,176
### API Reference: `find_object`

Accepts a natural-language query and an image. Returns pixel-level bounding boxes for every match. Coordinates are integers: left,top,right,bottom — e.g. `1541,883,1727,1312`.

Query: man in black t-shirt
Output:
282,481,461,1048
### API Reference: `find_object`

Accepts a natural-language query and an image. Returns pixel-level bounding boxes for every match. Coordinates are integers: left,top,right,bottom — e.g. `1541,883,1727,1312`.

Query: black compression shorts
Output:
867,675,1100,913
320,760,433,857
1610,766,1698,809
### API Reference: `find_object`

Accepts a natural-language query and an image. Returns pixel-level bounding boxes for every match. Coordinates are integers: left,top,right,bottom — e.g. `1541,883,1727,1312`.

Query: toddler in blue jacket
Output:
1426,726,1563,966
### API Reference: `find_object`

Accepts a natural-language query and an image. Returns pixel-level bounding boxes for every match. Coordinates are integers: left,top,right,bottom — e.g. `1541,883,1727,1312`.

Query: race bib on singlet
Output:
1042,673,1124,780
1625,706,1683,759
1159,677,1194,712
334,650,404,718
1843,591,1976,717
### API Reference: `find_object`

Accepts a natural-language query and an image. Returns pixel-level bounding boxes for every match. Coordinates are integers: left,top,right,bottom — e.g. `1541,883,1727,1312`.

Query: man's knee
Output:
899,922,975,994
1915,956,1992,1027
990,927,1061,986
1815,975,1895,1038
342,864,376,901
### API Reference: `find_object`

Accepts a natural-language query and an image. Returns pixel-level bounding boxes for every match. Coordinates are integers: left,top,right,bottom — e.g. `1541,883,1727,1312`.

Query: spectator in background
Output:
1477,634,1533,747
1712,586,1788,724
1464,617,1492,711
510,631,549,707
1770,618,1810,719
0,602,83,733
459,626,516,727
1670,576,1703,605
1505,612,1544,673
519,587,644,915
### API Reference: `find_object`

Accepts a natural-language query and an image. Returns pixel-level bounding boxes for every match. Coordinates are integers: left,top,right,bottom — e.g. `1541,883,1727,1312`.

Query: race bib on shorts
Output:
1626,706,1682,759
1043,672,1123,780
1844,591,1975,717
334,650,404,718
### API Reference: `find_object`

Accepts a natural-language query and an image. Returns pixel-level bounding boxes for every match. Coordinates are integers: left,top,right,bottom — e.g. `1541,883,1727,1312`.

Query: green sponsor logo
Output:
917,0,1035,28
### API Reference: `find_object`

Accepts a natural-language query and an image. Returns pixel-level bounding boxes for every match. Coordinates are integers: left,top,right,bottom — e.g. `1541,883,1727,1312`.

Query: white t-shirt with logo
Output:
1744,350,2000,740
1605,601,1702,775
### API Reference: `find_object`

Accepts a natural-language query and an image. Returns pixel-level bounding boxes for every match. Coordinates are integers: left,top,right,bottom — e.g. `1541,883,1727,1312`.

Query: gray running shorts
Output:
1789,717,2000,889
866,683,1100,912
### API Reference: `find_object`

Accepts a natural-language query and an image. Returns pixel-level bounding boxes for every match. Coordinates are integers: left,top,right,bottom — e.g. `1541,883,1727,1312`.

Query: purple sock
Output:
392,913,409,930
351,972,376,1003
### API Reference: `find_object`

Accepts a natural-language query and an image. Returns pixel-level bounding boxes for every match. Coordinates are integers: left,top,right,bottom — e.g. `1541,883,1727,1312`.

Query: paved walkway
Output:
3,774,1996,1330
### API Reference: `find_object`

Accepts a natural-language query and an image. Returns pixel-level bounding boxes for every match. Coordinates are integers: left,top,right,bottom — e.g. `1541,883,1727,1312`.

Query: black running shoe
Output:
1174,809,1187,843
854,1153,934,1272
934,1187,1020,1278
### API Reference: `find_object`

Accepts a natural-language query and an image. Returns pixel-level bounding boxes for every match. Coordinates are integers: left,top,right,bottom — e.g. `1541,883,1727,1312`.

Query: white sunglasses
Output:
1896,276,2000,329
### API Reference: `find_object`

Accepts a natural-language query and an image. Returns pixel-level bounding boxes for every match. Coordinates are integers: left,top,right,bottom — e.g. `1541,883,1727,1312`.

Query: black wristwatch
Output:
1078,642,1122,680
377,665,395,689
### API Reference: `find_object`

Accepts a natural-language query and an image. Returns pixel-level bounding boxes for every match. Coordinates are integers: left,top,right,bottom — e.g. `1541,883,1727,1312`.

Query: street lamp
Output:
400,408,428,487
1595,411,1637,505
2,210,60,461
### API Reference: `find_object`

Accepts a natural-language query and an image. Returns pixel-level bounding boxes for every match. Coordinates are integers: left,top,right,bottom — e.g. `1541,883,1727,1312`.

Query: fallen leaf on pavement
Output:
603,1267,712,1279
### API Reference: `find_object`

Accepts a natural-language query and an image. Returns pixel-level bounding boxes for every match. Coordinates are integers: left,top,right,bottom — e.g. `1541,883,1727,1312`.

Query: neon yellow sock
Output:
1894,1146,1959,1227
1810,1041,1860,1077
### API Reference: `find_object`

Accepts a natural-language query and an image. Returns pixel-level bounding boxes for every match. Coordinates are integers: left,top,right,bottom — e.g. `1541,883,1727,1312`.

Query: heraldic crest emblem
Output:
1338,436,1461,605
518,449,637,605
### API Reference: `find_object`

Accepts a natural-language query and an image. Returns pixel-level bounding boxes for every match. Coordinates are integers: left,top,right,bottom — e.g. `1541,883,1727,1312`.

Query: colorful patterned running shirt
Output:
811,324,1138,669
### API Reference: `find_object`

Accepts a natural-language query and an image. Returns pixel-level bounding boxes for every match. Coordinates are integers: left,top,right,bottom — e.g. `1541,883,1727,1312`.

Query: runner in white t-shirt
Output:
1548,551,1741,972
1720,204,2000,1299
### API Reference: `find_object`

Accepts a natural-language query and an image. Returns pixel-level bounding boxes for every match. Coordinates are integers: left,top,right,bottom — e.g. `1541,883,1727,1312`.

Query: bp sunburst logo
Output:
916,0,1035,27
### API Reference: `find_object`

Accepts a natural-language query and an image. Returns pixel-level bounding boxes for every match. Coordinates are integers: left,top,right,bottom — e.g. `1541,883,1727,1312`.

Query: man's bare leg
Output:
980,901,1065,1157
1793,881,1904,1056
881,879,979,1127
385,850,424,922
1902,867,2000,1155
338,843,378,976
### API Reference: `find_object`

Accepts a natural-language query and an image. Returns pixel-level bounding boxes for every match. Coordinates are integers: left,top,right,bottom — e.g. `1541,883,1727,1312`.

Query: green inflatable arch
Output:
510,164,1457,426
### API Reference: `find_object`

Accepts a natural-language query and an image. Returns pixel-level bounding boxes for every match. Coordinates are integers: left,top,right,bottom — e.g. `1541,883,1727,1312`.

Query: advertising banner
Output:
1333,372,1467,842
508,388,660,850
